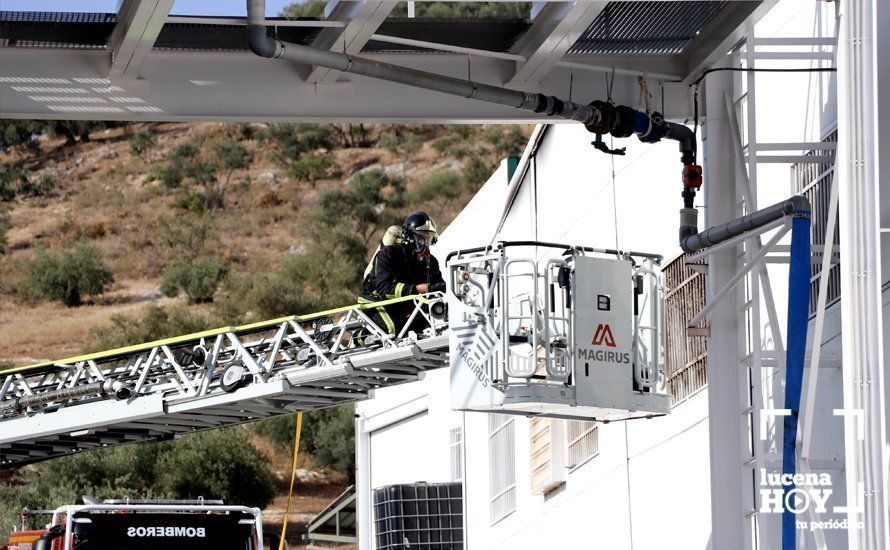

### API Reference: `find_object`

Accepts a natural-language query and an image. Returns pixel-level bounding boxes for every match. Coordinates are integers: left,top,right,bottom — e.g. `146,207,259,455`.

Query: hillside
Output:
0,121,530,365
0,119,529,547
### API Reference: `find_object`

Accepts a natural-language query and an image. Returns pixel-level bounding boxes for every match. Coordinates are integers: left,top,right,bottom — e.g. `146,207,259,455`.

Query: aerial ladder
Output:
1,242,672,467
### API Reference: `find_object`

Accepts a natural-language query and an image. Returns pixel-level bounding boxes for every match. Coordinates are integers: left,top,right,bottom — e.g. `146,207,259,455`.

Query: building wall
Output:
355,1,847,548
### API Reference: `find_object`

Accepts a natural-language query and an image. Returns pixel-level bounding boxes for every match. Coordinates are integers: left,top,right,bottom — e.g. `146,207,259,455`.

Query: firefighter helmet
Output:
403,212,438,247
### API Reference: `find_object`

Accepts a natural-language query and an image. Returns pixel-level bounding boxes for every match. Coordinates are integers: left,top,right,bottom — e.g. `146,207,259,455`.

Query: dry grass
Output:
0,122,531,367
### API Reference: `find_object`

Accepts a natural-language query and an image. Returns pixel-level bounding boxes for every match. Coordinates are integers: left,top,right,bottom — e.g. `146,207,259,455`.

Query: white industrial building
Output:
0,0,887,548
355,1,886,549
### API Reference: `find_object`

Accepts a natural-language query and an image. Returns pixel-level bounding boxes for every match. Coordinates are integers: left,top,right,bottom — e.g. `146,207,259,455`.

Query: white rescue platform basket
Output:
446,242,671,421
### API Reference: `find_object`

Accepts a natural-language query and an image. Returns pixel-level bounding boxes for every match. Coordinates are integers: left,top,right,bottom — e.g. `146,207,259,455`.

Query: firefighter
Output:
359,211,446,337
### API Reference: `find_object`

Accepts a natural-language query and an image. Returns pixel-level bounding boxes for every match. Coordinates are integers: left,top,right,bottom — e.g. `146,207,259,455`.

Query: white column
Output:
355,416,372,550
703,67,748,549
836,0,890,547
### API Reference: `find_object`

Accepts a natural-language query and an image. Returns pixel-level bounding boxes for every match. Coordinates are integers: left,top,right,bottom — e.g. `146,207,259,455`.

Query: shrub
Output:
295,123,334,151
129,128,156,160
0,427,276,542
172,143,200,161
18,173,55,197
432,135,459,154
378,129,399,154
0,215,7,255
154,429,276,508
0,165,27,201
390,1,531,18
410,170,463,204
160,256,226,303
156,162,184,189
484,126,528,158
379,129,422,161
158,214,213,259
0,120,43,149
280,0,327,17
24,240,114,307
288,152,334,186
319,168,406,244
214,271,305,323
172,189,210,212
254,405,356,477
89,304,207,351
462,157,495,192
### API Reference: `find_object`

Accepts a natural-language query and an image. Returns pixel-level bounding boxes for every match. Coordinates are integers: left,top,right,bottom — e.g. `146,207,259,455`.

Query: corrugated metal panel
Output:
0,11,116,24
569,1,729,55
0,12,320,52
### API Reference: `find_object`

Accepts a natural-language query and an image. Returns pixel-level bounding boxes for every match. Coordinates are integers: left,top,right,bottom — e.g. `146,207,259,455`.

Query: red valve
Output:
683,164,703,189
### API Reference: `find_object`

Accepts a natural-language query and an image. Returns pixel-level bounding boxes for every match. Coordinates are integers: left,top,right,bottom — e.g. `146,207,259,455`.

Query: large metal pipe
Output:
278,41,601,125
680,195,811,253
244,0,696,163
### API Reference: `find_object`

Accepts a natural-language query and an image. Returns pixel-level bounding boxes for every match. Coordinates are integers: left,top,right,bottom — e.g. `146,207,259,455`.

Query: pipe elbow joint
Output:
679,225,699,253
786,195,811,216
247,24,281,58
666,122,696,165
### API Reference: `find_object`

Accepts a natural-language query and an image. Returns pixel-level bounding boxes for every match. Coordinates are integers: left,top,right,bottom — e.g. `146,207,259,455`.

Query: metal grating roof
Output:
363,18,530,54
2,4,735,56
0,11,116,24
569,1,729,55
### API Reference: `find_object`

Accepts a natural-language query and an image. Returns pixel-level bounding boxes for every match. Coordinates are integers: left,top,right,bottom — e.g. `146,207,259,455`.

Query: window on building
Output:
488,414,516,524
791,128,839,315
450,426,463,482
566,420,599,470
530,417,566,494
664,254,708,404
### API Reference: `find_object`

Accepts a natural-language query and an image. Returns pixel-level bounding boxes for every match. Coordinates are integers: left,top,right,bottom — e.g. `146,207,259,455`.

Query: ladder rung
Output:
755,142,836,151
739,299,754,311
743,456,757,467
741,405,755,416
750,155,834,164
753,37,836,47
752,51,835,61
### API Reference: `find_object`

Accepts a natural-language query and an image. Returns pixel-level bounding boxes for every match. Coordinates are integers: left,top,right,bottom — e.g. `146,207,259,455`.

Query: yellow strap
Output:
375,307,396,335
278,411,303,550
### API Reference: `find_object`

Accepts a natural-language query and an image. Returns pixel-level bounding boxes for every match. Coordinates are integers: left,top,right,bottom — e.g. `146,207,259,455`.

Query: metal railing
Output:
792,128,840,316
0,295,449,467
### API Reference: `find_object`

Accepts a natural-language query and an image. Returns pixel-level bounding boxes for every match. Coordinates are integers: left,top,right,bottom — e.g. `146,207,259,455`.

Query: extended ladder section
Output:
0,296,449,467
1,243,677,467
447,242,672,420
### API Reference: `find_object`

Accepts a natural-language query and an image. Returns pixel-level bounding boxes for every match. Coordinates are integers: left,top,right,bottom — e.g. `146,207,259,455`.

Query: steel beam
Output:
108,0,175,81
306,1,399,84
506,1,608,88
683,0,777,85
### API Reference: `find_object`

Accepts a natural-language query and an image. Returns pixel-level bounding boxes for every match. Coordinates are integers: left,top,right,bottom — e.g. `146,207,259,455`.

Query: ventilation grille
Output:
569,1,728,55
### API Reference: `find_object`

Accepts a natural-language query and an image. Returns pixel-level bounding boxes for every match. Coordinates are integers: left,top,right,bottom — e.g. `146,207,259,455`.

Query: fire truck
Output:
4,498,264,550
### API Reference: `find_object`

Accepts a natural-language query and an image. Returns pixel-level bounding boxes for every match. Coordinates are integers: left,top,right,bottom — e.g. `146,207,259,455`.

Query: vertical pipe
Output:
781,214,812,550
836,0,890,547
703,67,748,548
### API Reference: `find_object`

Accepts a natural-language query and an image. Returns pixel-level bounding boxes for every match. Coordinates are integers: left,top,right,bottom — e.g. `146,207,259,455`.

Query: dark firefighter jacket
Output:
360,243,444,302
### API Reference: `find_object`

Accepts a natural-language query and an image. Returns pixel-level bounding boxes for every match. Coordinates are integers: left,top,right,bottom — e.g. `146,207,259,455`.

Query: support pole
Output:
702,67,748,549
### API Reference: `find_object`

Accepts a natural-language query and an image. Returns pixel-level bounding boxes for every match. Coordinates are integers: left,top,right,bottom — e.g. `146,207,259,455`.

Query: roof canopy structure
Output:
0,1,772,123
